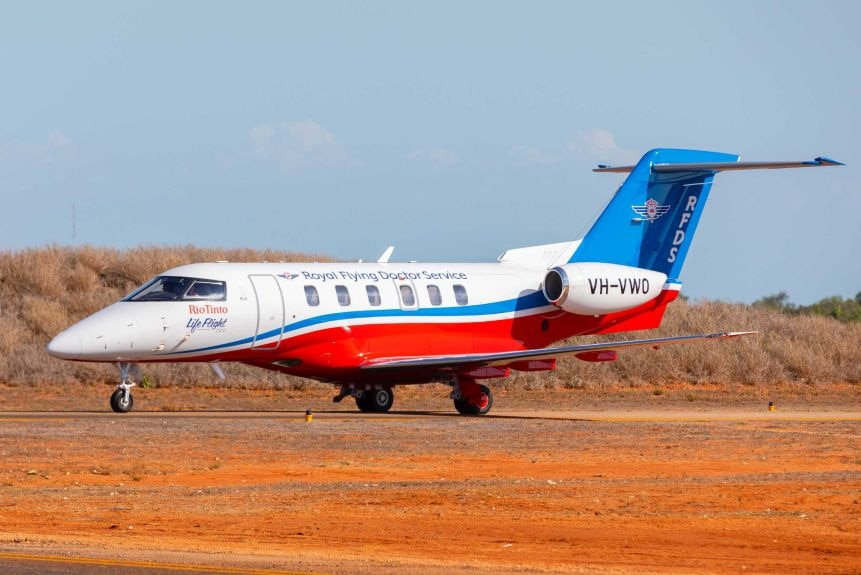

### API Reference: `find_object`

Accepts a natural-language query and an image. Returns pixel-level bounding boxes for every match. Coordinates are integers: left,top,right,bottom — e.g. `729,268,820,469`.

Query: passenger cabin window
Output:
304,285,320,306
453,284,468,306
335,285,351,306
427,284,442,306
366,285,381,306
125,276,226,302
399,285,416,307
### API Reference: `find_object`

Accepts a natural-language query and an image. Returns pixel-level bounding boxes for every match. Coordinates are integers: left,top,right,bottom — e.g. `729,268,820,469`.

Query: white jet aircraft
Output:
47,148,842,414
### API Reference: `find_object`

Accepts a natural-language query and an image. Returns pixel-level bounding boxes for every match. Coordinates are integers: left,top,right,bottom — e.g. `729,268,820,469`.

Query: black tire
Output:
355,387,394,413
454,384,493,416
110,388,134,413
355,392,372,412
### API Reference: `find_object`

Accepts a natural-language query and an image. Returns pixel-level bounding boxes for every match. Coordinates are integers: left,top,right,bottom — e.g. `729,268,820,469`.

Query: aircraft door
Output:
386,277,428,355
249,275,285,350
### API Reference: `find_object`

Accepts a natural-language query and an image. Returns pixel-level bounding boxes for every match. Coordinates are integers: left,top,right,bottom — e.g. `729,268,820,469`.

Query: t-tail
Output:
570,148,843,282
541,148,842,319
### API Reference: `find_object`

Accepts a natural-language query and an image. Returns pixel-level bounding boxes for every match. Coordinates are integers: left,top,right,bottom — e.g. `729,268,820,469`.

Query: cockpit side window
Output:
125,276,226,302
184,280,226,300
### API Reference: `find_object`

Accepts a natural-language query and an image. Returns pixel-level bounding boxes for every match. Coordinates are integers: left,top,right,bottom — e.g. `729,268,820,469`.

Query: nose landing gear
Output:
110,384,135,413
110,362,139,413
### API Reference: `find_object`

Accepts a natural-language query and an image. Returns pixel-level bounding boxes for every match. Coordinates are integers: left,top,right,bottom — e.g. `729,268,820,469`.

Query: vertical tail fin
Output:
570,149,842,280
570,148,738,280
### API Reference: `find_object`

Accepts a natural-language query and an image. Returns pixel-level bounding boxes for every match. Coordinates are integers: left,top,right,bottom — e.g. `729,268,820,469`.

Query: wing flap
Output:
361,331,756,371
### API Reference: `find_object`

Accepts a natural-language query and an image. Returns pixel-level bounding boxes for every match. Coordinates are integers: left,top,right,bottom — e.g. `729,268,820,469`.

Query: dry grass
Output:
526,298,861,389
0,245,329,387
0,246,859,390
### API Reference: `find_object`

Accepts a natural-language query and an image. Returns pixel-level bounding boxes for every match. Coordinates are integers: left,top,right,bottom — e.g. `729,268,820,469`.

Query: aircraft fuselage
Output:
48,260,678,385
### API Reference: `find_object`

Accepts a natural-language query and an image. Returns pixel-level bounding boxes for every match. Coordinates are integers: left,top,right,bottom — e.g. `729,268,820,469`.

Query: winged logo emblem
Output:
631,198,670,222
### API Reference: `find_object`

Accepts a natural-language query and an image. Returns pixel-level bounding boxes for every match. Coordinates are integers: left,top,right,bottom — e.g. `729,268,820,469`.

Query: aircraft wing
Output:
360,331,756,372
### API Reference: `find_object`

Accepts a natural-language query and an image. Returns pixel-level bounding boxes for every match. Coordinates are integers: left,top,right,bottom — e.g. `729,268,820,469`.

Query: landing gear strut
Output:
451,375,493,415
110,363,137,413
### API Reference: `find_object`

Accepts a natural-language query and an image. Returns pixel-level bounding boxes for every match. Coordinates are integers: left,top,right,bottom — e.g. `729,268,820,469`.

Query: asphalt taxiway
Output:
0,553,332,575
1,409,859,422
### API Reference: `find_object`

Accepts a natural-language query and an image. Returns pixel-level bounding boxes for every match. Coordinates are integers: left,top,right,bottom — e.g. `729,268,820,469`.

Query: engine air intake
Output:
542,268,567,303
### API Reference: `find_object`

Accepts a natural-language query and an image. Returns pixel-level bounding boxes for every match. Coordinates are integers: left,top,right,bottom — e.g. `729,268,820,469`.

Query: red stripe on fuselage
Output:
153,289,679,384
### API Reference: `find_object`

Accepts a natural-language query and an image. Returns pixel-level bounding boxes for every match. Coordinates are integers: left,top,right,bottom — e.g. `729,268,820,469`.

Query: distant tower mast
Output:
72,203,76,242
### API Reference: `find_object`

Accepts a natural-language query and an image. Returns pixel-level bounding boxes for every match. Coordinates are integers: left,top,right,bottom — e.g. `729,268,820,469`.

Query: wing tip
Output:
720,330,758,338
813,156,845,166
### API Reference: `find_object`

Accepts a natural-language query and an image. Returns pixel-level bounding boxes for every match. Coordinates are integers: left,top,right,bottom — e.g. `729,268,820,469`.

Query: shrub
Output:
1,246,859,389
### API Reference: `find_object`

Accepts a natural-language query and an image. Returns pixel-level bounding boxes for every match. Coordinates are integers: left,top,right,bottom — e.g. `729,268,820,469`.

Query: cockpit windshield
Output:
125,276,227,302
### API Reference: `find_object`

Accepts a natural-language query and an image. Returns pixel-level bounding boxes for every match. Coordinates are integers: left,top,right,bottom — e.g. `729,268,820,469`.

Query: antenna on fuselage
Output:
377,246,395,264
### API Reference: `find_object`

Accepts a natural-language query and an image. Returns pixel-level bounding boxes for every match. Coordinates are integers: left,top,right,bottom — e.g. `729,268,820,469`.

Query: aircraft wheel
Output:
454,384,493,416
355,392,372,412
110,388,134,413
355,387,394,413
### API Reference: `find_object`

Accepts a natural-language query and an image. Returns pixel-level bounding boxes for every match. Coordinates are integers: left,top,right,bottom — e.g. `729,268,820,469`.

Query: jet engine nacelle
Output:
542,263,668,315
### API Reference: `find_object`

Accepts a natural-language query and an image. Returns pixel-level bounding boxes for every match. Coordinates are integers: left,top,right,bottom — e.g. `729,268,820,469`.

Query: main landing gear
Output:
110,362,138,413
333,385,394,413
451,375,493,416
356,387,394,413
333,376,494,416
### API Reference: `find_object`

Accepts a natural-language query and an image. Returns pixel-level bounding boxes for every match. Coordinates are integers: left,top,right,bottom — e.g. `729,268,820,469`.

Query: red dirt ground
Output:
0,385,858,574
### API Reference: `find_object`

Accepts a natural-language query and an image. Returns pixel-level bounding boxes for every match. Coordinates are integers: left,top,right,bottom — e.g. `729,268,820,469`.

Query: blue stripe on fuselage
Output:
166,290,551,356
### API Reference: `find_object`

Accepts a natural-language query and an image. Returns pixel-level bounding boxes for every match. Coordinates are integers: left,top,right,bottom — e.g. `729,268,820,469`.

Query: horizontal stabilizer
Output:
361,331,756,372
594,156,843,174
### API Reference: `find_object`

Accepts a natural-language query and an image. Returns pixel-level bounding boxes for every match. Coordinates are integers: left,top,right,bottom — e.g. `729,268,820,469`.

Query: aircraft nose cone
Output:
46,330,83,359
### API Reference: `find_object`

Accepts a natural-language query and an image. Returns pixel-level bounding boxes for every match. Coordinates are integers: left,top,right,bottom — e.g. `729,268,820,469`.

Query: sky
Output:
0,0,858,304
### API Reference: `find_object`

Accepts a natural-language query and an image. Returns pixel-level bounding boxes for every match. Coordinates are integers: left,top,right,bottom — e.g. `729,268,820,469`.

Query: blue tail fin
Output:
569,148,739,281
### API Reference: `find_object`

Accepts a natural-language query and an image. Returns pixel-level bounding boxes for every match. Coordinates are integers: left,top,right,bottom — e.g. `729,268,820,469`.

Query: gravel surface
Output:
0,390,858,574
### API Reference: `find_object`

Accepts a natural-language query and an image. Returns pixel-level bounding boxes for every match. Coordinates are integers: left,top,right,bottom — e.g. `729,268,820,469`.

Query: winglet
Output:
710,330,758,339
813,156,845,166
377,246,395,264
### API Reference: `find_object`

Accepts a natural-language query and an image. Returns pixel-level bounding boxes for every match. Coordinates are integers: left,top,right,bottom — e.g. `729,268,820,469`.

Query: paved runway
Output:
0,409,858,422
0,553,330,575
